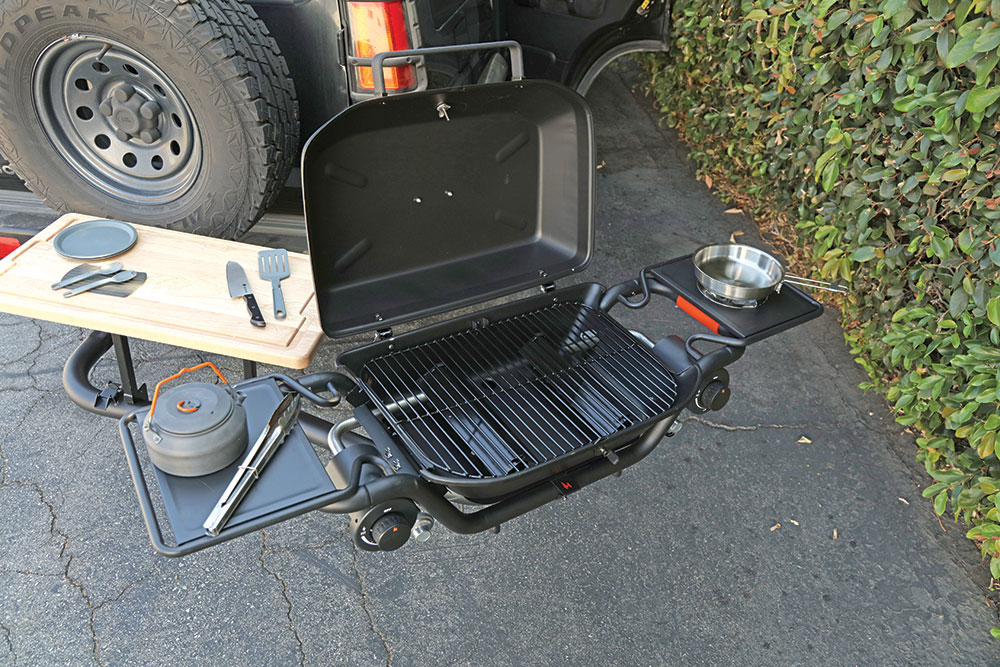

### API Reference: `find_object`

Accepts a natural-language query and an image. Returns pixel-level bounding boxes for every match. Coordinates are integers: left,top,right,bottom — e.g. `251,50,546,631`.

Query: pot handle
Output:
148,362,230,421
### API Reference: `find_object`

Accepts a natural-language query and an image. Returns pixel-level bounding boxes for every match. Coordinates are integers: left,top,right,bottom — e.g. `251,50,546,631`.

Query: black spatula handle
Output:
244,294,266,327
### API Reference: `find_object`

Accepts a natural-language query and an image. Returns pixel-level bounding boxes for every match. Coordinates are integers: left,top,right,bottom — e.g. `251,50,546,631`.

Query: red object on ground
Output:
0,237,20,259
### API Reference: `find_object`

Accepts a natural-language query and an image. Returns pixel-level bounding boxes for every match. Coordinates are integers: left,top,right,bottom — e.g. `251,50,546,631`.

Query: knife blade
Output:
226,261,265,327
203,393,301,536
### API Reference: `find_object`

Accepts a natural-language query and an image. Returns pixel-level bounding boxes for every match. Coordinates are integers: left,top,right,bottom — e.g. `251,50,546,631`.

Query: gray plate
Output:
53,219,138,260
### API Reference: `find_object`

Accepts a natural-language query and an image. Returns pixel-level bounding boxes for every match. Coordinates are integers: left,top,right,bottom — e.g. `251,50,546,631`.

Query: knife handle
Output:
244,293,266,327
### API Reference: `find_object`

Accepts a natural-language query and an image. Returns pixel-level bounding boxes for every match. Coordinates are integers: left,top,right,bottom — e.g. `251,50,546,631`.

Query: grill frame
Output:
339,283,681,500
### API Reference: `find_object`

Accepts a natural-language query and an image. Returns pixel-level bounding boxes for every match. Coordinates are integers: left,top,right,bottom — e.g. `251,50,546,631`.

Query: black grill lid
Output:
301,79,594,338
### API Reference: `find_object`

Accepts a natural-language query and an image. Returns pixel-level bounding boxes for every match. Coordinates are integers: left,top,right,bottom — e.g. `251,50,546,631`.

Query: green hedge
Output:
643,0,1000,582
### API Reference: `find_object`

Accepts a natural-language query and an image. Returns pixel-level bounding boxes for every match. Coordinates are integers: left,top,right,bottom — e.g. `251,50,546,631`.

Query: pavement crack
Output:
3,319,42,366
0,568,64,578
350,545,393,666
1,455,100,664
0,390,44,485
0,371,148,666
1,622,15,666
93,573,149,612
259,531,306,666
682,415,807,432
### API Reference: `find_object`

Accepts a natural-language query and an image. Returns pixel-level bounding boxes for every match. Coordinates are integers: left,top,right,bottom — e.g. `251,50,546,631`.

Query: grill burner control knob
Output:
699,380,730,412
371,513,411,551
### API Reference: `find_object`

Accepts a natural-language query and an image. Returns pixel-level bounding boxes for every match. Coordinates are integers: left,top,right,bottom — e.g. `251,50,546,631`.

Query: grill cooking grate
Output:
356,302,679,479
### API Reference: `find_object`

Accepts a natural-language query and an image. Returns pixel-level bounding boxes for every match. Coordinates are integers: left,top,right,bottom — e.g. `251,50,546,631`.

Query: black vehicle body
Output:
250,0,670,141
0,0,669,222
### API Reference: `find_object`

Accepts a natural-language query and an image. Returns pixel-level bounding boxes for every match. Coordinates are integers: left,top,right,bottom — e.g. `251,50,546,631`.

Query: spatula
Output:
258,249,290,319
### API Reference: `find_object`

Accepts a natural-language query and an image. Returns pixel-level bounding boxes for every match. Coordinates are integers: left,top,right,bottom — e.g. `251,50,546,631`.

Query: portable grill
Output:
342,295,680,500
116,42,824,556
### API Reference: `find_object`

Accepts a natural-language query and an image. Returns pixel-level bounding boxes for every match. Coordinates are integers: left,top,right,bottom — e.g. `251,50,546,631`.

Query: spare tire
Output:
0,0,298,237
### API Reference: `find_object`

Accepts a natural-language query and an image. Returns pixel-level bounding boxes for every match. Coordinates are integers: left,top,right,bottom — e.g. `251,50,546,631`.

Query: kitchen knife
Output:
227,261,266,327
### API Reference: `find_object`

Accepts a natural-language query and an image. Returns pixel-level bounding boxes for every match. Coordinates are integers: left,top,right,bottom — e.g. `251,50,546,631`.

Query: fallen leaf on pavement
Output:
596,160,606,170
898,497,909,505
833,529,838,539
796,436,812,444
770,523,781,532
789,519,800,526
724,208,743,214
729,230,744,243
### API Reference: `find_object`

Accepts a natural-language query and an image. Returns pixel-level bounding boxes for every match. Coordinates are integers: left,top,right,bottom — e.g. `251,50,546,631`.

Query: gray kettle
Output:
142,363,248,477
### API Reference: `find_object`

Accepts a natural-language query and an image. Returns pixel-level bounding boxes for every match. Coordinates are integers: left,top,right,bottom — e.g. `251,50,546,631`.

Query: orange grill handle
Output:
676,296,720,334
148,362,229,420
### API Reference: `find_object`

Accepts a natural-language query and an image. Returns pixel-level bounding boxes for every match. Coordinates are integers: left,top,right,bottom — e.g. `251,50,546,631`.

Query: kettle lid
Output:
148,382,237,436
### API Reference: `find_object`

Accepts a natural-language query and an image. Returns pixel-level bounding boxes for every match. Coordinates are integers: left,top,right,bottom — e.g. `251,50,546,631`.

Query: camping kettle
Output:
142,363,248,477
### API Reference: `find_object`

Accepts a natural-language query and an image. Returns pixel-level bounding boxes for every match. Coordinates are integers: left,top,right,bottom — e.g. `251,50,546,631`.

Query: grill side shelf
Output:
648,256,824,344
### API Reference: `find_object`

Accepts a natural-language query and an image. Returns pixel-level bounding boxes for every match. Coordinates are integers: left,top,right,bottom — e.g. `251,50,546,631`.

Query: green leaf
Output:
977,522,1000,537
942,169,969,181
894,95,921,112
979,431,997,459
958,228,975,253
965,86,1000,113
817,0,838,17
978,53,1000,86
991,627,1000,640
935,490,948,515
745,9,768,21
950,288,971,317
827,8,851,31
988,296,1000,326
821,160,839,193
814,148,838,180
882,0,908,19
922,482,949,497
930,469,967,483
852,246,877,262
974,24,1000,52
946,34,979,68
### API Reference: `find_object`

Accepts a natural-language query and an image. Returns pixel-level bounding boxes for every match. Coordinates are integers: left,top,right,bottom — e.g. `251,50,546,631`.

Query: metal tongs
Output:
203,393,302,536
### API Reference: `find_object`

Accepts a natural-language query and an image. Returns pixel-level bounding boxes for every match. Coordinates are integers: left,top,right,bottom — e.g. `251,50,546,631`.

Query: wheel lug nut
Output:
139,101,161,120
139,129,161,144
114,84,135,102
115,129,132,142
99,100,113,116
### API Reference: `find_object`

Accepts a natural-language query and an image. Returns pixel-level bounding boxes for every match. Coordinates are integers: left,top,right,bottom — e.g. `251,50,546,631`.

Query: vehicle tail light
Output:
0,237,19,259
347,0,414,92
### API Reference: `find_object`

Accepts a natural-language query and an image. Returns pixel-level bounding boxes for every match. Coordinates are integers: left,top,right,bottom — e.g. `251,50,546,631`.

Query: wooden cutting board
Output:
0,214,325,369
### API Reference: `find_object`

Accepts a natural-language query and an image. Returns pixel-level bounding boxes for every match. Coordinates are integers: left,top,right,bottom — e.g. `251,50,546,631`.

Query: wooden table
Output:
0,214,325,370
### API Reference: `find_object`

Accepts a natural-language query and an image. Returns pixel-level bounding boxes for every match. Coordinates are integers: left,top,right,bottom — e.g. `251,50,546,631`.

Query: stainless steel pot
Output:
692,243,846,302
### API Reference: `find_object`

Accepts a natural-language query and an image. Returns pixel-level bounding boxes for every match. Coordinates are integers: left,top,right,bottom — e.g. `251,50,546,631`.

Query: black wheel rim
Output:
32,35,202,203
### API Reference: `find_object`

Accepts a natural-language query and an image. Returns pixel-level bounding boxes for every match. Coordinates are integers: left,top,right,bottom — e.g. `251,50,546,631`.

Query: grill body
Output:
340,284,680,500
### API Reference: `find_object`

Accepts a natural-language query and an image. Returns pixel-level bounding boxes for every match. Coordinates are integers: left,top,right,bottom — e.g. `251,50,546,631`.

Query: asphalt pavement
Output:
1,64,998,666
